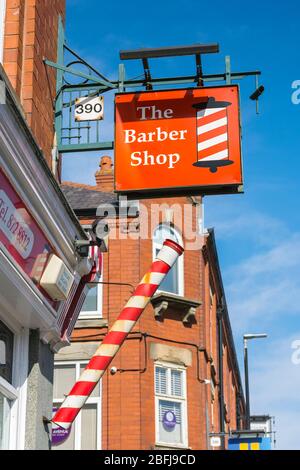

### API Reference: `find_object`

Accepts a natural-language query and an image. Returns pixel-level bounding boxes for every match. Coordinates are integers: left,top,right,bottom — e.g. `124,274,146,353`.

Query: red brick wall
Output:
70,192,244,450
3,0,65,167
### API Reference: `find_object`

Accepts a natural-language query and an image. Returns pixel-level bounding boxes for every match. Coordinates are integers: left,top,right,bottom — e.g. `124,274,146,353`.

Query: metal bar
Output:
225,55,231,85
116,71,261,88
205,70,261,77
204,73,259,82
59,70,261,93
61,126,91,130
118,63,125,92
64,43,111,84
244,338,251,429
88,280,135,290
61,83,109,92
142,57,152,90
120,43,220,60
195,54,203,86
96,115,100,142
58,141,114,152
87,116,90,143
255,74,259,114
61,135,82,141
55,16,64,149
44,59,116,89
122,77,198,88
68,91,72,144
62,82,108,92
77,90,81,144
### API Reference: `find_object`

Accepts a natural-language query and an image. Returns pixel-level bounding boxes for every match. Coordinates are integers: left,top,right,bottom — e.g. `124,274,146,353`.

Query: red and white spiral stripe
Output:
52,239,184,430
197,105,229,162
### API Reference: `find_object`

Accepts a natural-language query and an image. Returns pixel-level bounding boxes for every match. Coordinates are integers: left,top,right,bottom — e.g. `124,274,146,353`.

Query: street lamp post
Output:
243,333,267,429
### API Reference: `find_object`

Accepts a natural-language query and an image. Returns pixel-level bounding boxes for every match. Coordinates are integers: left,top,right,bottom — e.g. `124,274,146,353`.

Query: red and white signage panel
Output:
0,168,56,304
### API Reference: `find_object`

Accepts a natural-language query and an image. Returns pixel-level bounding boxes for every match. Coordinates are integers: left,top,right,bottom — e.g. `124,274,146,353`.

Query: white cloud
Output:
214,210,289,247
206,202,300,449
225,233,300,333
229,233,300,275
249,334,300,449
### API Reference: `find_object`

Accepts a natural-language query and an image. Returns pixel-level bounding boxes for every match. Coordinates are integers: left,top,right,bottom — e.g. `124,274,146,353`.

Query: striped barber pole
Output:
193,98,233,173
59,246,102,344
52,239,184,430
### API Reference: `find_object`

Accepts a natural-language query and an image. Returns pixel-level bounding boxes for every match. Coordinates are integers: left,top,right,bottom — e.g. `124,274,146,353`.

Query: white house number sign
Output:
75,95,104,122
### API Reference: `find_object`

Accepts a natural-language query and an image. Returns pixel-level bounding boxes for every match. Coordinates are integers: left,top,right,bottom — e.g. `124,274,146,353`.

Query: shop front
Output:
0,67,97,449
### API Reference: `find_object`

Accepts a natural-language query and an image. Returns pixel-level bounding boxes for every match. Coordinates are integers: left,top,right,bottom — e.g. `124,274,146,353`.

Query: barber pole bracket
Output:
51,239,184,430
49,247,102,353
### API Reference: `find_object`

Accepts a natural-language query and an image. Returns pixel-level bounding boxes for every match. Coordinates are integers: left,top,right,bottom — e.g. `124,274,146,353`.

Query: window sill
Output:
74,318,108,329
151,292,201,324
0,376,18,400
154,442,190,450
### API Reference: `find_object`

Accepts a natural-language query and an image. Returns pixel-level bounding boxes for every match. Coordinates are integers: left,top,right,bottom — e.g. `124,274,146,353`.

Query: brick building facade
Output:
0,0,246,451
55,156,246,450
2,0,64,168
0,0,99,450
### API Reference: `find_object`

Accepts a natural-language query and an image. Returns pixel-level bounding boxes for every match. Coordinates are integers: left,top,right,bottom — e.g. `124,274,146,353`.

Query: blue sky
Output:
64,0,300,449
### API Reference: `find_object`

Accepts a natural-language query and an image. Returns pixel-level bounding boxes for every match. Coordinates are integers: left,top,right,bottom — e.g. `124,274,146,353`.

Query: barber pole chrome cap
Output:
193,98,233,173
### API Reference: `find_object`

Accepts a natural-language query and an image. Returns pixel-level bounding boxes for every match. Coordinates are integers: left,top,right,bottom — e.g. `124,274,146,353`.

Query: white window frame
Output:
0,376,17,450
154,361,188,449
53,360,101,450
79,271,103,320
9,327,28,450
153,224,184,297
0,314,29,450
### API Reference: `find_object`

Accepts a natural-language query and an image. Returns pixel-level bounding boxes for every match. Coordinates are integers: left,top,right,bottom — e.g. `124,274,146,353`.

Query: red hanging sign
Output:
115,86,242,197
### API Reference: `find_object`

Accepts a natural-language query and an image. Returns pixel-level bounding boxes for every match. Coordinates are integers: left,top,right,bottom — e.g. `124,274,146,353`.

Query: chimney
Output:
95,156,114,192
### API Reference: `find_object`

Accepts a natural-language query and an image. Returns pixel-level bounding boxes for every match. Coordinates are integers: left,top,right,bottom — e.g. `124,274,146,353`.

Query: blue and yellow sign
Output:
228,437,271,451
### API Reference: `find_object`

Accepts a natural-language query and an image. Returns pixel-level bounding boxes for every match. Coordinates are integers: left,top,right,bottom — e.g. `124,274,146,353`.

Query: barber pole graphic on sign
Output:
193,98,233,173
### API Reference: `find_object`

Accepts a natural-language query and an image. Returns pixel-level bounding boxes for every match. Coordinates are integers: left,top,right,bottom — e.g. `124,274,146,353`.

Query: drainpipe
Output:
217,305,225,449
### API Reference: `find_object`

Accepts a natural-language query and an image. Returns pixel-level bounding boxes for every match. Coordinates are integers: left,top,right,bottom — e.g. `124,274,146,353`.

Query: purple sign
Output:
163,410,177,429
51,408,71,446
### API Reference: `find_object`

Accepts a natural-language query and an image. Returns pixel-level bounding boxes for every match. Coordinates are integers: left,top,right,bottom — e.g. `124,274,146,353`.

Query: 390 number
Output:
76,102,102,115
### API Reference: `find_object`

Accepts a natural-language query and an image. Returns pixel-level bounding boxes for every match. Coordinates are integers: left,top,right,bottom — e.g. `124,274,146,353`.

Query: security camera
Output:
250,85,265,101
74,239,90,257
74,220,110,257
110,366,118,375
93,220,110,252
